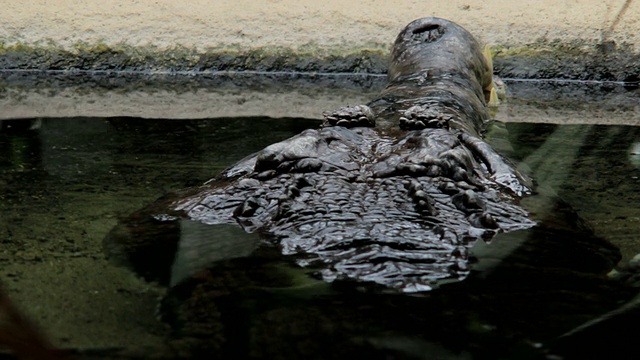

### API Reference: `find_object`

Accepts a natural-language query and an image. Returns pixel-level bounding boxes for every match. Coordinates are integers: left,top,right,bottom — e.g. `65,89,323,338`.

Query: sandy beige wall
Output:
1,0,639,53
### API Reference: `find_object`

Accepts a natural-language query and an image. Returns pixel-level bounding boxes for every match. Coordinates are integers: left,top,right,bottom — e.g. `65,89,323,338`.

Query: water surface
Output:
1,81,640,359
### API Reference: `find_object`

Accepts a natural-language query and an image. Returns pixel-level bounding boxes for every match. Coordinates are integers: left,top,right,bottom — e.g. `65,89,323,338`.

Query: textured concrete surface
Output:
1,0,640,78
1,0,639,52
1,77,639,126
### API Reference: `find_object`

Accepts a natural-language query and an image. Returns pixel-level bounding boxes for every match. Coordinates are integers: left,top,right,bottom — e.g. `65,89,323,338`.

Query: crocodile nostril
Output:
412,24,440,34
411,23,445,42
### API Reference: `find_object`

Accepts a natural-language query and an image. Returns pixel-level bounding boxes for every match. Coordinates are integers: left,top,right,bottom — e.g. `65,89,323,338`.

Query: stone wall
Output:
1,0,639,79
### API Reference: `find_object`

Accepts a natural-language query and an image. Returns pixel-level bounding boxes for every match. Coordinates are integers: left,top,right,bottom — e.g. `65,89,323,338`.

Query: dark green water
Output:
0,117,319,357
2,116,640,359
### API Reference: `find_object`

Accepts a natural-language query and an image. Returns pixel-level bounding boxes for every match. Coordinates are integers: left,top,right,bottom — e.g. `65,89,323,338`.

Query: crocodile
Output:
106,17,536,292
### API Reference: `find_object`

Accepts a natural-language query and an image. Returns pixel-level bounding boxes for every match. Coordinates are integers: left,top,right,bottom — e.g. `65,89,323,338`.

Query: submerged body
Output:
107,18,535,292
100,18,636,359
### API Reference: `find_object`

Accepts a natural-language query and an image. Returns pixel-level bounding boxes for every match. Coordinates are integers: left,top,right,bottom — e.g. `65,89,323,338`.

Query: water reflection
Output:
107,119,639,358
2,117,640,358
0,117,319,356
503,123,640,263
171,222,261,287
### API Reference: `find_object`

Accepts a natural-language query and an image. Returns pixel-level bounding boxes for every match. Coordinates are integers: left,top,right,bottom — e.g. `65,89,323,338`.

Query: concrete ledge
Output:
0,73,384,120
1,1,640,80
1,73,639,126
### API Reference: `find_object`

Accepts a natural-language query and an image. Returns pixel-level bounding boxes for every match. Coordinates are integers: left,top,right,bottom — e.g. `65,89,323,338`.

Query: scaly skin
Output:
107,18,535,292
103,19,636,359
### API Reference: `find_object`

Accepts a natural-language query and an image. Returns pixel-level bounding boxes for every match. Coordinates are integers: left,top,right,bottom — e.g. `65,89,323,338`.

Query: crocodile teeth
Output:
483,44,493,74
488,87,499,107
